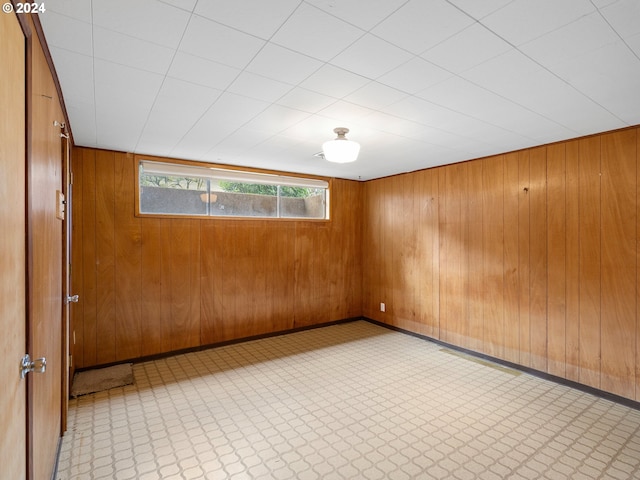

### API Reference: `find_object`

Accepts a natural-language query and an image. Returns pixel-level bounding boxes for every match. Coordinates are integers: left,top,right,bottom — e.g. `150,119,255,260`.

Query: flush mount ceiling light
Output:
322,127,360,163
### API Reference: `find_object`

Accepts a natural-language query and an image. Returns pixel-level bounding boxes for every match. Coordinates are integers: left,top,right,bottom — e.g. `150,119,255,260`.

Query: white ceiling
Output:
40,0,640,181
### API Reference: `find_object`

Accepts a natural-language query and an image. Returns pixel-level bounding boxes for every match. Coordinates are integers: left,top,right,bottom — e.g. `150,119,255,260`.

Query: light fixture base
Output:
322,127,360,163
333,127,350,138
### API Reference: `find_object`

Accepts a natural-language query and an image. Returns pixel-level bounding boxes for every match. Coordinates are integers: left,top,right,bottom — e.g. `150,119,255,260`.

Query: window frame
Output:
134,155,332,222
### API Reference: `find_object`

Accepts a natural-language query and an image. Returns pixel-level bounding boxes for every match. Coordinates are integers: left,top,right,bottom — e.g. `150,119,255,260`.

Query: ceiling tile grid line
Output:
469,8,629,128
162,1,418,164
39,0,640,180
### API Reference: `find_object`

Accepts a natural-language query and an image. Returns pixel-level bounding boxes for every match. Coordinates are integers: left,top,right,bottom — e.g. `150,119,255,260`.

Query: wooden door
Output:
0,10,27,480
28,25,65,480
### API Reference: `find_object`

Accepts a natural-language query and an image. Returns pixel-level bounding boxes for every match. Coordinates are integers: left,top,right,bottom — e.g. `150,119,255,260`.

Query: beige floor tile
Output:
57,321,640,480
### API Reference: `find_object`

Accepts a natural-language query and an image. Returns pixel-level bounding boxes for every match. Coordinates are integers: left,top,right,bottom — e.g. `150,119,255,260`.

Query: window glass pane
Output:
280,187,326,219
138,160,329,219
211,180,277,217
139,169,209,216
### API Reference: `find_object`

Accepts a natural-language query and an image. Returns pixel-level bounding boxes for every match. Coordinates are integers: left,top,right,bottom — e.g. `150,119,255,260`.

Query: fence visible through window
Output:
138,160,329,220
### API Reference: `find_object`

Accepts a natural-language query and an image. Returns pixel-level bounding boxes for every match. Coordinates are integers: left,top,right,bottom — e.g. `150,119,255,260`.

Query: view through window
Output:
138,160,329,220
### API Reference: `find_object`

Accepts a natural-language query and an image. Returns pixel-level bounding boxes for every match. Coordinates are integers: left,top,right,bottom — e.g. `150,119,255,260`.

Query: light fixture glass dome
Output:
322,127,360,163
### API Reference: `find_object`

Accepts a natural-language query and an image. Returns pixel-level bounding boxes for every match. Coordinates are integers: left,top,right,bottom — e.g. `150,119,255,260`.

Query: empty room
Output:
2,1,640,479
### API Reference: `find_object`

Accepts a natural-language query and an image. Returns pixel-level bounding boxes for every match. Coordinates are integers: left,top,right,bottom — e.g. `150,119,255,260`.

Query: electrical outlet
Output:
380,302,386,312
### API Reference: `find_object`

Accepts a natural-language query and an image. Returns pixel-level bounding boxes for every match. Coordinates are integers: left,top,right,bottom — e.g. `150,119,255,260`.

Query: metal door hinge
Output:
66,294,79,304
20,354,46,380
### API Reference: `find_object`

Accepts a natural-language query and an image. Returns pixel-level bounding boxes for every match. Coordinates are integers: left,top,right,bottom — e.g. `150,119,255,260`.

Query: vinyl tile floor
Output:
56,321,640,479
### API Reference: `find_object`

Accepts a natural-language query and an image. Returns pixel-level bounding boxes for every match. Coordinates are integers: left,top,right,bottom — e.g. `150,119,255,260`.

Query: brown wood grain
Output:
482,155,505,359
114,153,142,361
565,141,581,382
70,151,85,368
29,31,64,480
518,150,531,367
467,160,484,352
547,143,567,377
95,150,117,364
140,218,167,356
529,147,548,372
578,136,601,389
169,219,196,350
600,129,636,398
417,169,440,338
439,164,465,346
79,149,98,366
0,12,27,479
637,127,640,402
503,152,520,363
366,179,383,322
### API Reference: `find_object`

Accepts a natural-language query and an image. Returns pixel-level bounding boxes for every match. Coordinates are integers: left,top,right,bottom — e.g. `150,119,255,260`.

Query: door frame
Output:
61,126,72,431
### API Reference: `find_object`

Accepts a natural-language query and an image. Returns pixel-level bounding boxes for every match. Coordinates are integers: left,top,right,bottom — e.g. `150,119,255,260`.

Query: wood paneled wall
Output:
71,148,363,368
363,127,640,402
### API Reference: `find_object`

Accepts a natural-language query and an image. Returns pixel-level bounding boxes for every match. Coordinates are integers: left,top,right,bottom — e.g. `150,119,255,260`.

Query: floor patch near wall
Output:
439,348,521,376
70,363,134,398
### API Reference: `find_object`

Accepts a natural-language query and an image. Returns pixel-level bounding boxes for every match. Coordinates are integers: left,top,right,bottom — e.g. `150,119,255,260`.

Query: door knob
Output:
20,354,47,379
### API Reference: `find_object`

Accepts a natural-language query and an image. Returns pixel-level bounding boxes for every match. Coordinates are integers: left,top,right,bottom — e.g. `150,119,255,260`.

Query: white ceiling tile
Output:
201,93,270,129
282,115,348,143
93,27,175,74
356,112,433,139
462,49,623,134
49,47,94,107
600,0,640,39
372,0,474,54
421,23,512,74
38,11,92,56
42,0,91,22
384,96,451,125
377,57,453,94
171,92,270,158
318,101,377,124
330,34,414,79
167,52,240,90
592,0,618,7
554,40,640,124
227,72,293,103
179,15,266,69
158,0,197,12
383,98,516,151
208,128,274,156
136,78,222,152
344,82,407,110
244,105,312,134
304,0,408,31
270,3,364,62
245,43,323,85
93,60,165,149
276,88,336,113
628,32,640,57
416,76,575,140
481,0,596,46
520,12,619,70
446,0,513,20
194,0,300,39
39,0,640,180
92,0,191,48
415,76,497,117
66,105,97,146
299,64,369,98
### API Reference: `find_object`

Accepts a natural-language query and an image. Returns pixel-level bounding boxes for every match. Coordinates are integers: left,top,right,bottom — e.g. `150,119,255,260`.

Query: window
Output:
138,160,329,220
